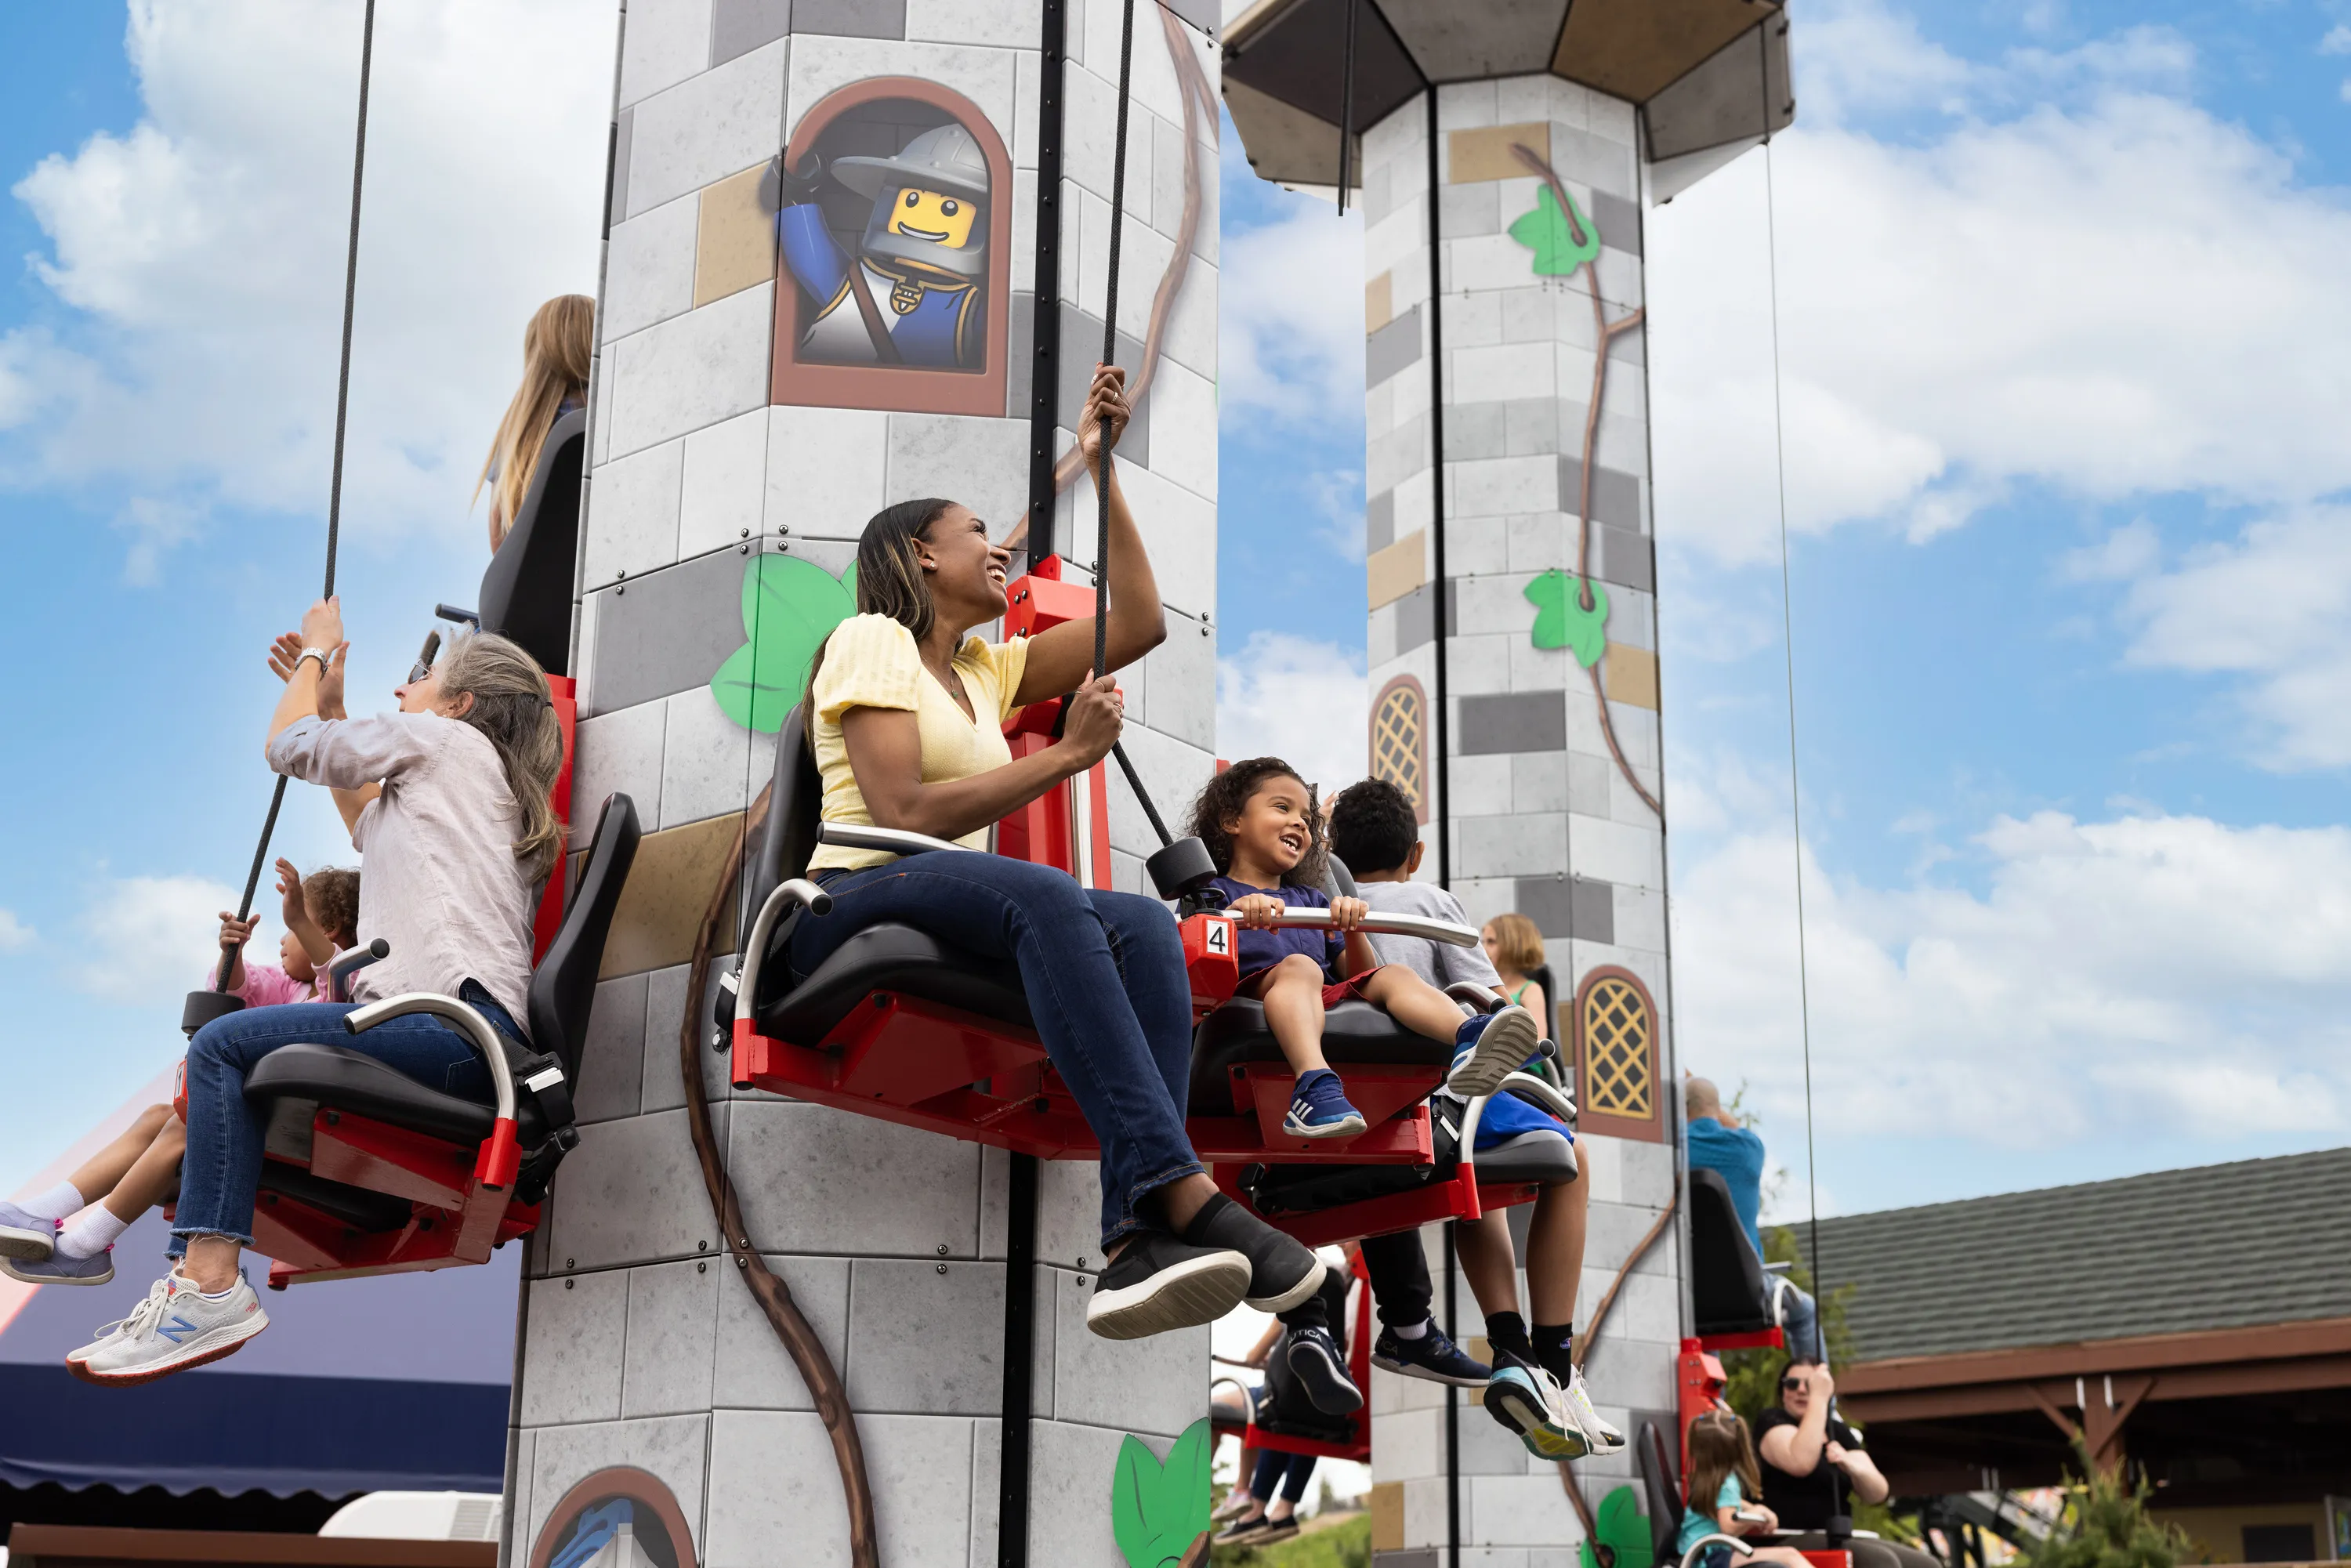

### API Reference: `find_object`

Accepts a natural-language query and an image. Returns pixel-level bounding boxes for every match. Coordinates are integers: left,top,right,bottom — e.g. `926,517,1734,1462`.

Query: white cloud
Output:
2117,502,2351,770
1216,631,1368,795
1673,806,2351,1154
0,911,33,952
2321,24,2351,55
2057,518,2161,583
2,0,616,574
74,875,240,1005
1217,137,1365,427
1649,10,2351,566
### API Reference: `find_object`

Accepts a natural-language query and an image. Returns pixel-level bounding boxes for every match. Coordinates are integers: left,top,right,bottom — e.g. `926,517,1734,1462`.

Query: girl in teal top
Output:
1679,1412,1812,1567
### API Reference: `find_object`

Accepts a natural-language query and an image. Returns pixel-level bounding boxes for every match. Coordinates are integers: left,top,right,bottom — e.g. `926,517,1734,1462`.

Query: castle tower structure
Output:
1223,4,1795,1563
505,5,1225,1566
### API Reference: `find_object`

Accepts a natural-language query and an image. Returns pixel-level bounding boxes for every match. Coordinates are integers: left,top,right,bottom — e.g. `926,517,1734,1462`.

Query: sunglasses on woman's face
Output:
1780,1375,1808,1392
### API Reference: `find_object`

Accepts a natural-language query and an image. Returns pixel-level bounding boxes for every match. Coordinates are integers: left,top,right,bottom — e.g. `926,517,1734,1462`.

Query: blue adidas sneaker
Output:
1372,1320,1491,1387
1445,1005,1541,1098
1283,1069,1367,1139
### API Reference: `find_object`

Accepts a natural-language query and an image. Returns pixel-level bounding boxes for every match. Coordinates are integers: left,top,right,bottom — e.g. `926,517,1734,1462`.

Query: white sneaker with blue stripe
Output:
73,1269,269,1386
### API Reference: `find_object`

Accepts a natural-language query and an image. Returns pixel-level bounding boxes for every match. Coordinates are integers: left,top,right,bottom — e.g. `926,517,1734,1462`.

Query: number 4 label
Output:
1206,920,1231,956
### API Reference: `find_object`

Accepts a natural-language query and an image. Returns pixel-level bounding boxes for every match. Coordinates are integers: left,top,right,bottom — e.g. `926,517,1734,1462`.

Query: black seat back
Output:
478,407,587,676
1690,1164,1773,1336
1639,1419,1684,1563
746,700,825,932
528,792,642,1081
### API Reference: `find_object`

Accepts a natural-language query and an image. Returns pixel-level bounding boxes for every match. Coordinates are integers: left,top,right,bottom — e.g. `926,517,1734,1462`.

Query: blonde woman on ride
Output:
476,294,592,552
1481,912,1548,1032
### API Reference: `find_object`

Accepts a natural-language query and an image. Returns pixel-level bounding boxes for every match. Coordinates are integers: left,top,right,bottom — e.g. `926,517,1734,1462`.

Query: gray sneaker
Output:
73,1270,269,1386
0,1200,56,1262
1,1245,113,1287
1446,1005,1541,1099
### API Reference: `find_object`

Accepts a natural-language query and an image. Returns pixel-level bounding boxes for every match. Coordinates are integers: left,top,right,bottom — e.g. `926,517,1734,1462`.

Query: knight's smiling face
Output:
888,186,977,248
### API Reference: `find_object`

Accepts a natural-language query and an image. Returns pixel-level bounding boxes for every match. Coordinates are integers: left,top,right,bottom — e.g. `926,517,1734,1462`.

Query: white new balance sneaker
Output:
73,1270,269,1386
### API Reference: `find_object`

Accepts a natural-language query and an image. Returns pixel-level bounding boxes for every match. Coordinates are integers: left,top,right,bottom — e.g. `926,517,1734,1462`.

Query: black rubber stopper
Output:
181,988,246,1039
1145,835,1219,902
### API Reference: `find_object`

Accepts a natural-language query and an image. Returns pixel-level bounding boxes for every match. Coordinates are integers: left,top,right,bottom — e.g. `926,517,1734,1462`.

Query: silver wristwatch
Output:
295,646,333,675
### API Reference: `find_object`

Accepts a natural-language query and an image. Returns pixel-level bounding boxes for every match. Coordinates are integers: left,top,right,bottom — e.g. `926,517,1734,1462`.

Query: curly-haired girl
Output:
1187,759,1540,1139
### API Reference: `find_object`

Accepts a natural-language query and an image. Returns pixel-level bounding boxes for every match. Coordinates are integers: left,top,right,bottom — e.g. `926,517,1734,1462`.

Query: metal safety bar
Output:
343,991,518,1127
324,937,389,1005
1252,907,1482,948
734,878,836,1031
817,822,973,859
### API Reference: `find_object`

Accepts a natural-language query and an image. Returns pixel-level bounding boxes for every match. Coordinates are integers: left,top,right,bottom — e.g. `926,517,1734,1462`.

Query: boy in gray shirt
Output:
1325,784,1504,998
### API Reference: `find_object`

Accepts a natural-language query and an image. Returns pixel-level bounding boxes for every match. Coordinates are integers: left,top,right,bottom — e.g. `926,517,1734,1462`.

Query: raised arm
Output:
841,675,1125,842
267,628,380,834
1012,365,1167,706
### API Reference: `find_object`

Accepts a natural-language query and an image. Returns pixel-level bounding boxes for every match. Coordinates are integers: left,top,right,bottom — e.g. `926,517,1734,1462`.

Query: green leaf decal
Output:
1580,1484,1657,1568
1508,183,1602,277
708,554,857,733
1110,1420,1214,1567
1526,569,1610,668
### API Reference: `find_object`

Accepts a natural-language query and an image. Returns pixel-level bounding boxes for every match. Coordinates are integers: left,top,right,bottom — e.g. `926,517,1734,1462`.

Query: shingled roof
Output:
1811,1146,2351,1365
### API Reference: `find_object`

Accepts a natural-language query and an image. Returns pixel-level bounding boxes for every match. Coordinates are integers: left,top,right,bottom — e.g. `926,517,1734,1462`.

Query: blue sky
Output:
4,1,2350,1226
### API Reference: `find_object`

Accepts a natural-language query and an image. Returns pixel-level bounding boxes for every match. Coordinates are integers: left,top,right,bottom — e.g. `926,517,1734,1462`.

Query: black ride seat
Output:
245,792,641,1218
1690,1164,1777,1338
1187,998,1453,1110
474,407,585,676
743,703,1033,1047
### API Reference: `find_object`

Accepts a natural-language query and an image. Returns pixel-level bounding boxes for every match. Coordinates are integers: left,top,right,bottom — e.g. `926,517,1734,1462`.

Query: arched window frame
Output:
1368,673,1431,826
1573,964,1663,1143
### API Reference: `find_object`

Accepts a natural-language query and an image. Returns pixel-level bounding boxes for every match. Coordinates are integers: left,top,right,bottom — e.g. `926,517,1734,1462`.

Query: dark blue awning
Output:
0,1206,517,1498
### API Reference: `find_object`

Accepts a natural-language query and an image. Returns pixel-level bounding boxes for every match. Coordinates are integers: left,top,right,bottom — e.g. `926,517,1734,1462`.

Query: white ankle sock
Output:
56,1206,129,1259
18,1182,85,1222
1393,1317,1430,1340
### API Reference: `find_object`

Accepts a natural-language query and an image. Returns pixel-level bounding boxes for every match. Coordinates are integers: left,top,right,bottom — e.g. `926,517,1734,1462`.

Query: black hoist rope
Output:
1336,0,1359,215
210,0,376,993
1087,0,1181,856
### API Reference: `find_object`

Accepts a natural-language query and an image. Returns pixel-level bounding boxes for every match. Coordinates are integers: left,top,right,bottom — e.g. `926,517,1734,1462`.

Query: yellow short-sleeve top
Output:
807,613,1033,874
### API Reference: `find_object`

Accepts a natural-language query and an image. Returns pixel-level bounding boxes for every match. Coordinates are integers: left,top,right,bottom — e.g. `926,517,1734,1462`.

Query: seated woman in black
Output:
1757,1361,1939,1568
784,365,1320,1341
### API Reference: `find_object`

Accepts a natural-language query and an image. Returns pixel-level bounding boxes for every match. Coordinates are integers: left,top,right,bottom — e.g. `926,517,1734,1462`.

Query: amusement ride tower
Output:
1223,1,1794,1560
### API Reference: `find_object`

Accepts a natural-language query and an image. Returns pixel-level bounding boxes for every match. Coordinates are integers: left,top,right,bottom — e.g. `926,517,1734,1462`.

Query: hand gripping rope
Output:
183,0,378,1037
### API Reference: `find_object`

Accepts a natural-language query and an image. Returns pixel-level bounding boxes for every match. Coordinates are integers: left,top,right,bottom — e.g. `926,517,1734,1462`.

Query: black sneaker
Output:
1284,1324,1364,1414
1085,1229,1252,1341
1181,1193,1324,1313
1373,1321,1491,1387
1252,1517,1301,1546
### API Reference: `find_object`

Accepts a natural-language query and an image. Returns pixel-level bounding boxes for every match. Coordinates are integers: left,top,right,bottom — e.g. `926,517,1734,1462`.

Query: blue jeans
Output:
1776,1276,1824,1362
788,856,1201,1249
172,980,515,1250
1251,1448,1315,1505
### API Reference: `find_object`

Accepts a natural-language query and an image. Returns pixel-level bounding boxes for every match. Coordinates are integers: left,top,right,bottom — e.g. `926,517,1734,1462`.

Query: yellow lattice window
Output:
1577,967,1661,1140
1369,675,1429,824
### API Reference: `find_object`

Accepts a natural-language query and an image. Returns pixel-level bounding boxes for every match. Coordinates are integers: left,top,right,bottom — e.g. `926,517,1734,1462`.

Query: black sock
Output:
1177,1191,1235,1247
1486,1310,1532,1366
1533,1321,1574,1384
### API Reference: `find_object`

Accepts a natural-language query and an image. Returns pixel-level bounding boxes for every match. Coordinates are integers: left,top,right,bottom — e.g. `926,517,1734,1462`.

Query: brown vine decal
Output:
1508,142,1661,820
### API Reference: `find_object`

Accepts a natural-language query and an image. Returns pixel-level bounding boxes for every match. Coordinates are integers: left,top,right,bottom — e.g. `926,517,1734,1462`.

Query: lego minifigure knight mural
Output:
768,78,1010,417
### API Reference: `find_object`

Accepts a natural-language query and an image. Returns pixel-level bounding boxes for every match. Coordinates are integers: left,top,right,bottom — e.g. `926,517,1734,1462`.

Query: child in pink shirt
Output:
218,859,362,1005
0,860,360,1285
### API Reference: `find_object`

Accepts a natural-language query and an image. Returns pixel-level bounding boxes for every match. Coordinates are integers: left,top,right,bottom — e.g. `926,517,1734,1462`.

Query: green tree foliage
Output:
2016,1447,2186,1568
709,555,857,733
1507,182,1603,276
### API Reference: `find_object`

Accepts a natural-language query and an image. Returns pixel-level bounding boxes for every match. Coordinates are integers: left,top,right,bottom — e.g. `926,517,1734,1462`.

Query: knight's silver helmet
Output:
834,123,991,283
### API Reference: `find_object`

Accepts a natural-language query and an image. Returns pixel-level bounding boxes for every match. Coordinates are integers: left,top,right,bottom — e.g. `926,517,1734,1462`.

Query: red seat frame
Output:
726,563,1561,1251
1208,1251,1375,1465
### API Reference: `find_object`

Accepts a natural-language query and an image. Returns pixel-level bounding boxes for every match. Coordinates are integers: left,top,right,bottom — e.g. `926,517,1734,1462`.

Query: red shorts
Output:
1239,965,1386,1006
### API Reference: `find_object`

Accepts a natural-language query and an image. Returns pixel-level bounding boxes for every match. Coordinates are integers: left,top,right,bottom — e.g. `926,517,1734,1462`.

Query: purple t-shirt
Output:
1211,875,1345,983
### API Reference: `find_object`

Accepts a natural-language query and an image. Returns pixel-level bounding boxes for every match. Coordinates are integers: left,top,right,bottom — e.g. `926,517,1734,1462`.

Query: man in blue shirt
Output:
1684,1077,1822,1361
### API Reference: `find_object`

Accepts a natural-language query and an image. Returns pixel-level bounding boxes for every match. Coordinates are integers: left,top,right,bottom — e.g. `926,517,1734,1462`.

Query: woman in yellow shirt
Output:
783,367,1324,1342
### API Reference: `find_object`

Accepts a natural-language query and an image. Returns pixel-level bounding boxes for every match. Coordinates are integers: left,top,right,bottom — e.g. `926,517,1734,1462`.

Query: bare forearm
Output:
1340,932,1379,979
288,914,335,968
266,664,323,754
861,745,1081,842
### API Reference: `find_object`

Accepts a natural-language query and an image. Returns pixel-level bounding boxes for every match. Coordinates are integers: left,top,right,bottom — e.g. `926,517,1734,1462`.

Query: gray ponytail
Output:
437,632,566,880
